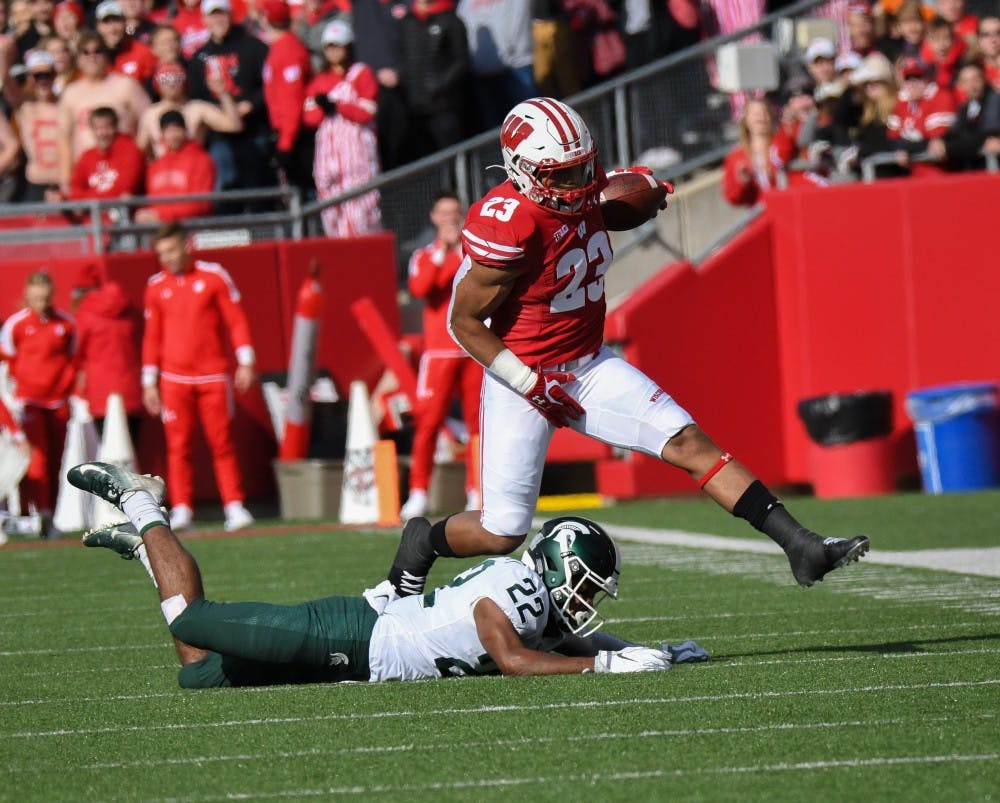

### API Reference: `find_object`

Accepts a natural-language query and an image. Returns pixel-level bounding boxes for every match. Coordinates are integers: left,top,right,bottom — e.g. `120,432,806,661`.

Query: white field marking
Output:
4,712,996,775
606,524,1000,578
152,753,1000,800
6,647,1000,708
0,616,990,661
4,679,998,740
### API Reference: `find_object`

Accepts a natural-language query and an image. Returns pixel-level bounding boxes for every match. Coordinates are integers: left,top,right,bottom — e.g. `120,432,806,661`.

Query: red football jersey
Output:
461,180,610,368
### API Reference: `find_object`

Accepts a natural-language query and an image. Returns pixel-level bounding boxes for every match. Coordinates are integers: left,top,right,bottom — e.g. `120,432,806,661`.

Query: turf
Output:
2,491,998,801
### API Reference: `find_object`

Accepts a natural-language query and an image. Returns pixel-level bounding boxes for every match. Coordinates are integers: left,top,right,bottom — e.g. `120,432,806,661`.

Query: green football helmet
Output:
521,516,621,636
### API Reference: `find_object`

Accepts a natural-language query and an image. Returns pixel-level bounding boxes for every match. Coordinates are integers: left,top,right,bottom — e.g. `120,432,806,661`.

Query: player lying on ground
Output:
69,462,707,688
387,96,870,597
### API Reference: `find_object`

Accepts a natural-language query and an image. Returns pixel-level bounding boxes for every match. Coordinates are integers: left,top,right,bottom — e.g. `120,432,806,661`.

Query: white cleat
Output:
67,461,166,509
400,489,429,521
169,504,193,532
224,502,254,532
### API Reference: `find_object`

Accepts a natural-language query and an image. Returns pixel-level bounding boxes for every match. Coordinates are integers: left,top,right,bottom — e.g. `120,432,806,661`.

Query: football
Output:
599,171,669,231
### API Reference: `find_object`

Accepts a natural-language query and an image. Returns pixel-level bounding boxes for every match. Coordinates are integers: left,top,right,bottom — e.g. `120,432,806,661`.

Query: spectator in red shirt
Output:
171,0,210,60
935,0,978,49
142,223,256,532
135,109,216,222
399,191,483,521
71,263,143,445
303,19,381,237
51,105,146,202
97,0,158,84
722,98,787,207
887,56,957,173
52,1,83,51
0,271,76,535
259,0,312,189
921,16,966,91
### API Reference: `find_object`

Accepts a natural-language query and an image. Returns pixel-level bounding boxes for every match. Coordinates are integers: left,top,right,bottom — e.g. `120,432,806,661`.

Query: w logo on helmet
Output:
501,114,534,151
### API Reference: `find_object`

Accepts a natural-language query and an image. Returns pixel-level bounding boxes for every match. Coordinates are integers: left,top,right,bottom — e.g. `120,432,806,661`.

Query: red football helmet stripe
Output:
525,97,578,152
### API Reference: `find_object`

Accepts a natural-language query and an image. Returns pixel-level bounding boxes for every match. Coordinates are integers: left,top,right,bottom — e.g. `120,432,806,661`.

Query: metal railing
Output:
0,0,833,262
860,149,1000,182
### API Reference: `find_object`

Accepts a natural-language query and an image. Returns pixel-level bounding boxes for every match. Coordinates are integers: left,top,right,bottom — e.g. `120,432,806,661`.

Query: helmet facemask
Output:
548,556,618,636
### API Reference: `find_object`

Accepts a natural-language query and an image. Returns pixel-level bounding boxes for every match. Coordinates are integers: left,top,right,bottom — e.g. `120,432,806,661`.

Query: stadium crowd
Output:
723,0,1000,204
0,0,708,223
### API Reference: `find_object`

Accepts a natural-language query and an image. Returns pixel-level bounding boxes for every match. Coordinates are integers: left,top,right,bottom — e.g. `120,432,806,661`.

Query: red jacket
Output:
263,30,311,152
69,134,145,200
112,38,158,84
74,281,143,417
143,140,216,221
0,307,76,408
407,238,464,352
722,145,784,207
142,260,255,384
920,37,967,91
303,65,379,128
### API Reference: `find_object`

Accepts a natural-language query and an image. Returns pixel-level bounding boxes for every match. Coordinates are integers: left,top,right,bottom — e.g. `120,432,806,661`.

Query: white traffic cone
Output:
89,392,136,528
53,398,100,532
98,393,135,468
339,380,379,524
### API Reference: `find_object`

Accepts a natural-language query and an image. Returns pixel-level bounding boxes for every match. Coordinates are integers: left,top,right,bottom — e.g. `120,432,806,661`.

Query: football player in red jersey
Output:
386,96,870,596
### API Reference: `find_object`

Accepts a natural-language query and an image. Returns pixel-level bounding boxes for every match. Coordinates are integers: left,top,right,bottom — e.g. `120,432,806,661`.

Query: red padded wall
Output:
600,215,783,496
0,234,399,504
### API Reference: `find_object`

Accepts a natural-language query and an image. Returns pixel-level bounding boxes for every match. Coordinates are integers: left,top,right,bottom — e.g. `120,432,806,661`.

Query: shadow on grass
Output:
715,631,1000,660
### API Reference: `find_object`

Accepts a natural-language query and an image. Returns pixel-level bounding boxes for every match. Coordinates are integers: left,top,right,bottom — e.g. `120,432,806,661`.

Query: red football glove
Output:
526,370,585,427
622,165,674,209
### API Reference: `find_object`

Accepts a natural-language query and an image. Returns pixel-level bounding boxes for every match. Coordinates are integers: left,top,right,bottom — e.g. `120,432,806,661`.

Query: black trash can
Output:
796,390,895,498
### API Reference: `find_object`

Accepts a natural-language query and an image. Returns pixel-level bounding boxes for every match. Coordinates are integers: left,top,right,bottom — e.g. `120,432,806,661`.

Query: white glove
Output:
593,646,672,673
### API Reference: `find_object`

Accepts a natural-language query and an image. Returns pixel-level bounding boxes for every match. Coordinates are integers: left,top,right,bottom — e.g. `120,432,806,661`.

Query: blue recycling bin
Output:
905,382,999,494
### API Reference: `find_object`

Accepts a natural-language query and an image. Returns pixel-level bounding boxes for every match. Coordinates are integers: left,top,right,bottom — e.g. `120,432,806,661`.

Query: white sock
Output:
135,543,158,589
121,490,168,536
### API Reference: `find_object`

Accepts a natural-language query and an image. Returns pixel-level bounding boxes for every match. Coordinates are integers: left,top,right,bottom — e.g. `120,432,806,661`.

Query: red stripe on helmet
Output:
525,97,579,152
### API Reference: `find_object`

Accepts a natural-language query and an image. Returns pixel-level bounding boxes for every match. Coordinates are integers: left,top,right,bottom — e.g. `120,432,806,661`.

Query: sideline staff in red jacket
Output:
141,223,256,533
0,271,76,535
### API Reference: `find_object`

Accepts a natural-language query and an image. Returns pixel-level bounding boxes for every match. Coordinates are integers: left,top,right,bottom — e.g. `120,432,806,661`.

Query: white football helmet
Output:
500,97,600,214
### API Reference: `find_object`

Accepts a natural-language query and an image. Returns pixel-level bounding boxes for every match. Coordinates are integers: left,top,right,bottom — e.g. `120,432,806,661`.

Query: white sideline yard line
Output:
609,524,1000,578
3,679,998,739
151,754,1000,800
4,712,996,774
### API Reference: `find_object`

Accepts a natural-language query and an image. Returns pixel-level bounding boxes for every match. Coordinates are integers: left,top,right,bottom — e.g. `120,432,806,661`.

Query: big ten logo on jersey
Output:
481,196,519,222
551,229,612,314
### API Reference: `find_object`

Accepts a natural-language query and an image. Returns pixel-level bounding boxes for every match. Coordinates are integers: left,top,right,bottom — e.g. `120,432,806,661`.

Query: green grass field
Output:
3,491,998,801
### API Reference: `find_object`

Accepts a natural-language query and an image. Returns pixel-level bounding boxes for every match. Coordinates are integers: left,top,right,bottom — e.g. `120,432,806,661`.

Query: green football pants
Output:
169,595,378,688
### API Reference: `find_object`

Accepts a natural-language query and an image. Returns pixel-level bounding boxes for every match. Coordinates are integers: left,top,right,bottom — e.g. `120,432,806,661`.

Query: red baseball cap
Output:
259,0,290,26
900,57,932,79
53,1,85,23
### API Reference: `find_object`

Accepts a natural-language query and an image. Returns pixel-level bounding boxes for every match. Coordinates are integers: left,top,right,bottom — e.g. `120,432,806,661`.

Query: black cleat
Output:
388,517,435,597
787,535,870,587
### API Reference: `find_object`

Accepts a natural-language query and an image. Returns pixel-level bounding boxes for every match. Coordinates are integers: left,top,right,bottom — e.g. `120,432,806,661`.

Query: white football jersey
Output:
368,557,551,681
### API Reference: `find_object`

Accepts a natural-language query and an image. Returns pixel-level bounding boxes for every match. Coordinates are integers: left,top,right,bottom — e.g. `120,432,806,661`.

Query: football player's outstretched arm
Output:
473,598,594,676
448,258,519,367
